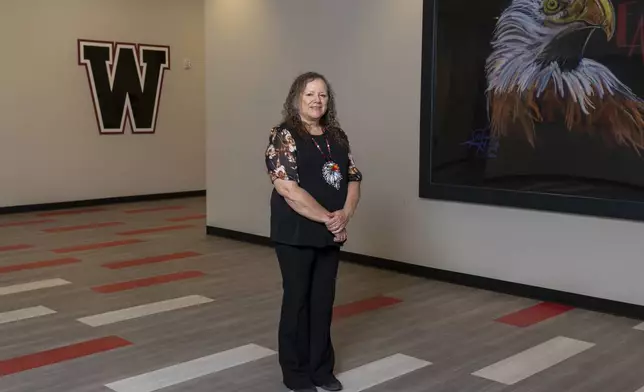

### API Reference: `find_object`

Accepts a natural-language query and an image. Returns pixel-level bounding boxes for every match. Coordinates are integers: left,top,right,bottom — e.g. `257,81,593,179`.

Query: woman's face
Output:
298,78,328,123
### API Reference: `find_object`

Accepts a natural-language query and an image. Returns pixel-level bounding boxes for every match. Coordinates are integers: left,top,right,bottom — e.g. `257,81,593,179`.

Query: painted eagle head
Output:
486,0,644,151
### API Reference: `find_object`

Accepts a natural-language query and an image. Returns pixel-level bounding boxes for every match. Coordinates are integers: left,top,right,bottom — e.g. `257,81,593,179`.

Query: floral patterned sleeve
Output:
348,152,363,182
265,127,299,183
346,137,363,182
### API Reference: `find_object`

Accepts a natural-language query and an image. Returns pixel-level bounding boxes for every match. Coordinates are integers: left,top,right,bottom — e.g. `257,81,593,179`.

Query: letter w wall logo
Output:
78,39,170,134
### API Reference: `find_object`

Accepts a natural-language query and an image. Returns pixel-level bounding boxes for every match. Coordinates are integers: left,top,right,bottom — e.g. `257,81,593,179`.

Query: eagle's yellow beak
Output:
580,0,615,40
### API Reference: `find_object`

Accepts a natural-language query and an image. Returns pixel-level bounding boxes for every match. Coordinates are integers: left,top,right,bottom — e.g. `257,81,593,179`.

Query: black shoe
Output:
292,388,317,392
315,377,343,391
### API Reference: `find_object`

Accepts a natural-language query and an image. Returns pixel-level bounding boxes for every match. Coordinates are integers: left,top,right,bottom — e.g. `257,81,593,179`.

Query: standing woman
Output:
265,72,362,392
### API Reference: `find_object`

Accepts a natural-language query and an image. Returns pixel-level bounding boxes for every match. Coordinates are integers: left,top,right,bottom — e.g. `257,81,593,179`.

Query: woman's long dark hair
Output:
281,72,348,147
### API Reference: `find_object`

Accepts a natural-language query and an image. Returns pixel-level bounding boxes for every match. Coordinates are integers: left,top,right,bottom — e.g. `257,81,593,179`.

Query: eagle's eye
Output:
543,0,563,15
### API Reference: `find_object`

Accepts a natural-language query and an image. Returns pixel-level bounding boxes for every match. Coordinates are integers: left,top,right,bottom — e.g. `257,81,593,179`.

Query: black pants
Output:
275,244,340,390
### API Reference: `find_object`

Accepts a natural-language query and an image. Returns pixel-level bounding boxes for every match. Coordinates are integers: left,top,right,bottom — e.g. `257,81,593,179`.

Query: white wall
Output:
0,0,205,208
205,0,644,307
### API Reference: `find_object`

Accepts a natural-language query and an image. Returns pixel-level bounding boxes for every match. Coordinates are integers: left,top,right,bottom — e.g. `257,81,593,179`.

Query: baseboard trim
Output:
206,225,644,320
0,190,206,215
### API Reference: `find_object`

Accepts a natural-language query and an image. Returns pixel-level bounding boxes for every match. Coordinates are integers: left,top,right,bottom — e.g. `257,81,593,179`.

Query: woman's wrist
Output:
320,211,333,224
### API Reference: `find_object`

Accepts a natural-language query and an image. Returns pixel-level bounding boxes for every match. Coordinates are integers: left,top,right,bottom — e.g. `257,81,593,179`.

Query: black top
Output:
265,123,363,248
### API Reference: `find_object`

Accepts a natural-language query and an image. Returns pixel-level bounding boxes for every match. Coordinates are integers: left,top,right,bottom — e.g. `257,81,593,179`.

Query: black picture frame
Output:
418,0,644,222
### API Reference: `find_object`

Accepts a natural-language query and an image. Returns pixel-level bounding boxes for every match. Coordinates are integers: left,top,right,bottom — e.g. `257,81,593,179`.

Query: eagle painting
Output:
486,0,644,152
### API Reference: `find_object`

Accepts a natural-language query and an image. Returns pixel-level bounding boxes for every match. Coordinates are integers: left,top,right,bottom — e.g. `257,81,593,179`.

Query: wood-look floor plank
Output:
0,196,642,392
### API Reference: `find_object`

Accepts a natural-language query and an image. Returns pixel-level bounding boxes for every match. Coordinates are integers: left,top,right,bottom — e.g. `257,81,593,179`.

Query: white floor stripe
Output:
77,295,214,326
336,353,431,392
104,344,276,392
0,306,56,325
634,386,644,392
0,278,71,296
632,321,644,331
472,336,595,385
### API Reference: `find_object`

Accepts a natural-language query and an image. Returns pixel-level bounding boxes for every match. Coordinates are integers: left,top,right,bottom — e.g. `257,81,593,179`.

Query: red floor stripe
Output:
52,239,144,254
102,251,202,269
496,302,574,327
91,270,205,293
333,296,402,321
0,257,80,273
37,207,107,217
0,336,132,376
166,214,207,222
117,224,194,235
0,244,33,252
43,222,124,233
124,206,184,214
0,219,56,228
